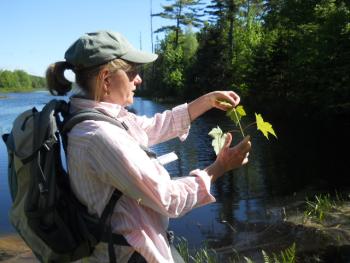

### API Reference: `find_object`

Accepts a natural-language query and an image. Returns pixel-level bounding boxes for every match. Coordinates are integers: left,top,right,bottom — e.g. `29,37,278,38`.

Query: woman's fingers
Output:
242,155,249,165
231,136,251,166
213,91,241,110
228,91,240,106
236,135,251,153
223,133,232,150
214,100,232,111
218,135,251,170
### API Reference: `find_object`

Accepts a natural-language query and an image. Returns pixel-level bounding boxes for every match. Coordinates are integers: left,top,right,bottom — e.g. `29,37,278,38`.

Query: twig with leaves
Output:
208,100,277,155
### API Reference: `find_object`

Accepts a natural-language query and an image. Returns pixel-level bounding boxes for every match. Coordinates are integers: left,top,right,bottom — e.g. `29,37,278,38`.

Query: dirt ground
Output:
215,201,350,262
0,234,37,263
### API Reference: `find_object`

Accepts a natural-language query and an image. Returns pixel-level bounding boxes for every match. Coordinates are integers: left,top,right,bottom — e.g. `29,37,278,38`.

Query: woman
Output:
46,31,251,263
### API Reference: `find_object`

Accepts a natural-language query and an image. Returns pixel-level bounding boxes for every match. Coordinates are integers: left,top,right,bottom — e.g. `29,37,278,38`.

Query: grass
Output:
175,237,297,263
261,243,296,263
176,237,218,263
303,193,345,224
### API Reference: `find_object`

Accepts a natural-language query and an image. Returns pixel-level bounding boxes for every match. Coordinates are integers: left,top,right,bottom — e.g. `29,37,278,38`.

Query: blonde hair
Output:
45,59,136,101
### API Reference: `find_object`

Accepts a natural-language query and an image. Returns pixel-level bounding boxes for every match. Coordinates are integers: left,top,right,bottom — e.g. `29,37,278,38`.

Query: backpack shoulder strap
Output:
61,109,131,260
62,108,128,134
62,108,157,158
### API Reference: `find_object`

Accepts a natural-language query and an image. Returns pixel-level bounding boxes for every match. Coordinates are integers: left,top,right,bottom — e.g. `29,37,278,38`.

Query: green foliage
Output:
144,0,349,121
209,103,277,154
175,236,298,263
0,69,45,92
176,237,217,263
210,101,276,154
153,0,204,47
226,105,246,125
142,28,201,99
192,247,217,263
14,70,31,89
261,243,296,263
162,35,186,96
246,0,350,118
0,70,20,90
304,193,337,223
255,113,277,140
231,1,264,88
176,237,190,262
31,75,46,89
225,104,247,137
189,23,233,97
183,26,199,63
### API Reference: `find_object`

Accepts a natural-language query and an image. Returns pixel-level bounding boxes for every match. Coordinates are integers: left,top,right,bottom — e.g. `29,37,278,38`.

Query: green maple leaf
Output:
255,113,277,139
236,105,246,117
208,126,227,155
226,105,247,125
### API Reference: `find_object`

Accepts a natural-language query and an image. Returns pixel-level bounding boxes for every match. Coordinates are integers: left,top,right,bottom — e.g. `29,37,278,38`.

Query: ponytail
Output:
46,61,74,96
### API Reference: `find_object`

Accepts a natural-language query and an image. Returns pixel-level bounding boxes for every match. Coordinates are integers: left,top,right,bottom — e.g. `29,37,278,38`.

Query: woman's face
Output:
102,67,142,106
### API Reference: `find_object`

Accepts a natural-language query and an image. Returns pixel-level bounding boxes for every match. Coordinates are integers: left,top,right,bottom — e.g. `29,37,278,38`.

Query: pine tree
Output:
153,0,205,47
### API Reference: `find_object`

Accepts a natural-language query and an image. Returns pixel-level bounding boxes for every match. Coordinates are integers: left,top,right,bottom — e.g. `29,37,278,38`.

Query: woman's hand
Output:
188,90,240,122
207,91,240,111
205,133,251,183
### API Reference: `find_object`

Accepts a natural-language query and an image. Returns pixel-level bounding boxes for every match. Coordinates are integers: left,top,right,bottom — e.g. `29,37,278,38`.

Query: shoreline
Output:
0,234,36,262
0,88,46,94
2,200,350,262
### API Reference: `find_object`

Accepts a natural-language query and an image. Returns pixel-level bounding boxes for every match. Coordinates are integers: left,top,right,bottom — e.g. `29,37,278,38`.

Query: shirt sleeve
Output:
131,103,191,146
86,122,215,218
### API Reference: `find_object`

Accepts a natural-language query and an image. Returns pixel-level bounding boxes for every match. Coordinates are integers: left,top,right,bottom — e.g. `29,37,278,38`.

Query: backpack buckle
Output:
38,183,48,194
43,134,58,151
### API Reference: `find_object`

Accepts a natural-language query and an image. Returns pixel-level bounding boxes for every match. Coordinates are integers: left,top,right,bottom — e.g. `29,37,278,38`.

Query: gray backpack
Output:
2,99,146,262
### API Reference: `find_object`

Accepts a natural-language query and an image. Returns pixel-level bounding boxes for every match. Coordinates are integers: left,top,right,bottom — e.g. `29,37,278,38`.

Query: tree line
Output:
0,69,46,92
140,0,350,120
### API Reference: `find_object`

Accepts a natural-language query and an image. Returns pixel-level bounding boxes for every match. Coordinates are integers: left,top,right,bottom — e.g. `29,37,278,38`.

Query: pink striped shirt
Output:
68,97,216,263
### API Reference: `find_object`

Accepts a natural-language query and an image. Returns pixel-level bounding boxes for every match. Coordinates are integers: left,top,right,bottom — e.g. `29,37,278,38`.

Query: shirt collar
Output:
70,97,127,118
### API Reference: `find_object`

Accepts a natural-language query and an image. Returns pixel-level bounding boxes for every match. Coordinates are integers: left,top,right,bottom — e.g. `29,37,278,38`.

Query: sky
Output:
0,0,182,77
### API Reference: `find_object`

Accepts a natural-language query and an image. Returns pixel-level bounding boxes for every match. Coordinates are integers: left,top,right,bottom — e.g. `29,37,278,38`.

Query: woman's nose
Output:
134,74,142,85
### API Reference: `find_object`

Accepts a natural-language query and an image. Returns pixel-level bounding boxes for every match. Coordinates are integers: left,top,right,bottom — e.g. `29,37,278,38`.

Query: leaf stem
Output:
228,122,256,134
234,109,245,138
243,122,257,131
227,129,241,134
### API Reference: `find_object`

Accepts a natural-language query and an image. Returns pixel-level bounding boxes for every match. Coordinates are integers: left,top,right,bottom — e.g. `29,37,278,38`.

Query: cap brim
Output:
121,49,158,64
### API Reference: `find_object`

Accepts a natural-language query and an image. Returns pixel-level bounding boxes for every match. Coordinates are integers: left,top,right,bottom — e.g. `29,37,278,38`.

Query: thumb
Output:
236,135,251,151
223,133,232,149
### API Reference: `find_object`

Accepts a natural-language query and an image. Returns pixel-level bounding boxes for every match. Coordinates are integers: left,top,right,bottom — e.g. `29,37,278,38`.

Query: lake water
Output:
0,91,349,257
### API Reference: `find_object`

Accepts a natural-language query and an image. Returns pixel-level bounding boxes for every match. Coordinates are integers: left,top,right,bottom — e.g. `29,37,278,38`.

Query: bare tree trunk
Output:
175,1,183,48
150,0,154,52
228,1,235,61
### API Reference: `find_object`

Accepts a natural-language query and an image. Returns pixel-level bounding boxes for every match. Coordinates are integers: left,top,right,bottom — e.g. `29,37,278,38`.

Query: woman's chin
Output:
124,98,133,107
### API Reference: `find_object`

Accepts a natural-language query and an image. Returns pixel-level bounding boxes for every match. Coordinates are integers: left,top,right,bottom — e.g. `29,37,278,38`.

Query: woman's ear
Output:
101,69,110,86
95,69,111,101
100,70,111,95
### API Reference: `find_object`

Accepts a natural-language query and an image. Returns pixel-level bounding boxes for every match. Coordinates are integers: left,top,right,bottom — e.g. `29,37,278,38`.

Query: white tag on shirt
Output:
157,152,178,165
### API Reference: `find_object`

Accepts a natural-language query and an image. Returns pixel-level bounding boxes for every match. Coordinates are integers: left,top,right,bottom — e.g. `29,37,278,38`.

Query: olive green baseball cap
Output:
64,31,158,69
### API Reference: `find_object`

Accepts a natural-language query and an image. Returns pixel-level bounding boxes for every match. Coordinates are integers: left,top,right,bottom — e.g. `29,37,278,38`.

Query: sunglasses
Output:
125,68,139,80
